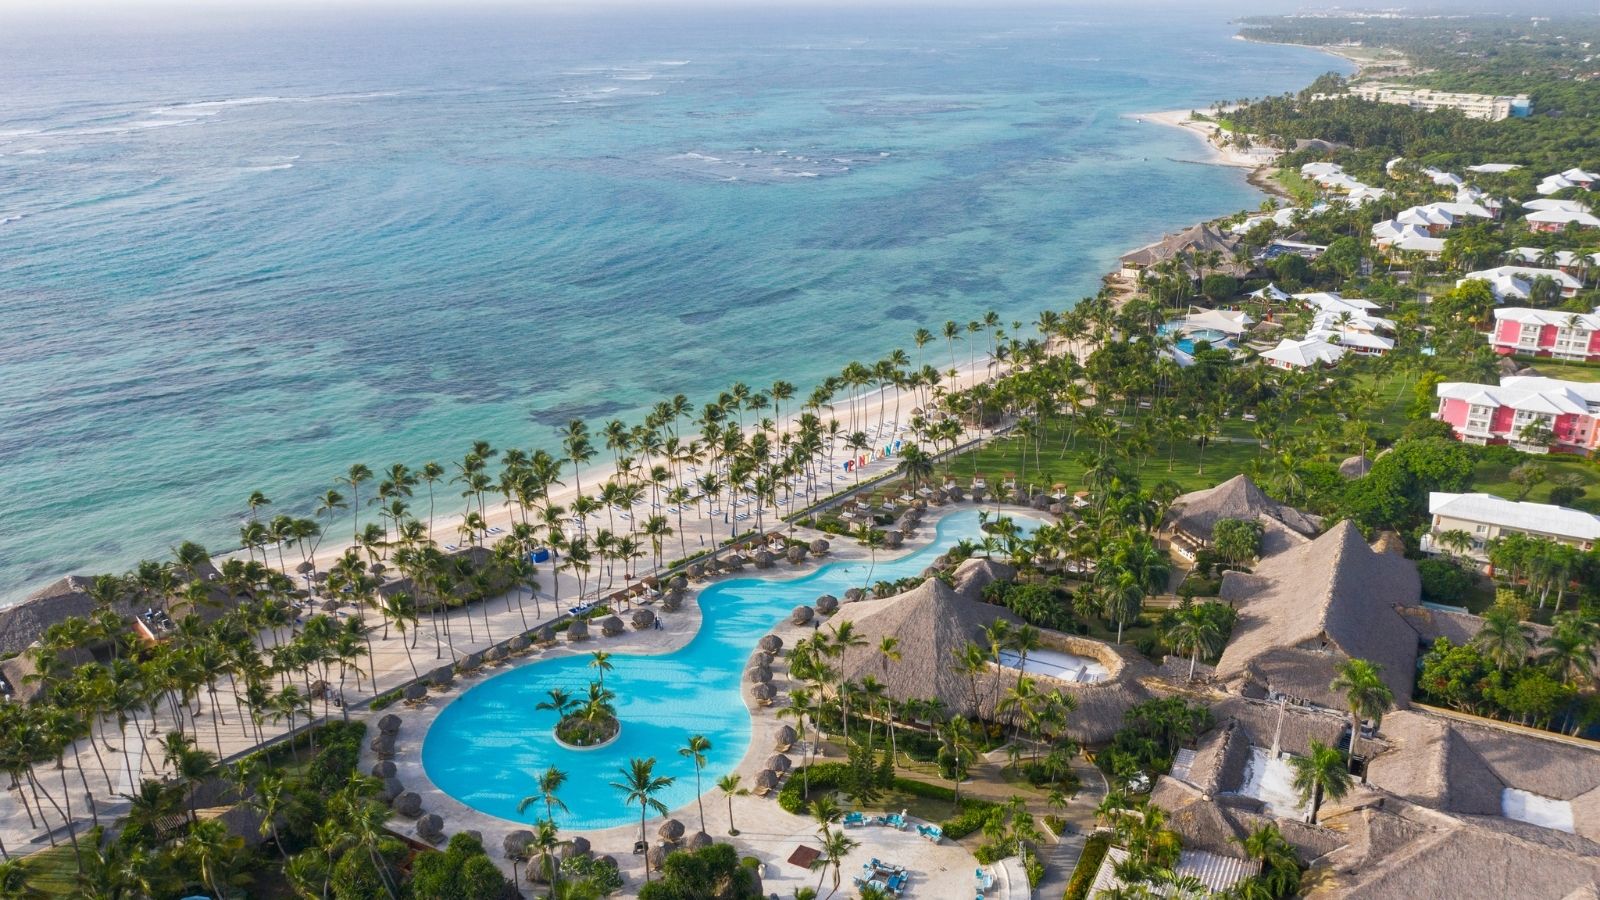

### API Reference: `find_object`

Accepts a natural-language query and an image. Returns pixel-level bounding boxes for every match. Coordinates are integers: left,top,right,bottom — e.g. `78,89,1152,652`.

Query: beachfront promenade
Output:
0,349,1040,861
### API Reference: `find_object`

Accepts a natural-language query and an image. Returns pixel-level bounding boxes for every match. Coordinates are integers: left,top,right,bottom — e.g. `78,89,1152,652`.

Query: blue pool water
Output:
421,507,1038,831
1158,322,1235,355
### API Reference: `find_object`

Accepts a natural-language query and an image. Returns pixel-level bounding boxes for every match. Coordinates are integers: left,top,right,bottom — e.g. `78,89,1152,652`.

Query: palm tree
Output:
342,464,373,541
1288,740,1353,824
1329,658,1393,765
1165,605,1225,680
537,688,578,720
679,734,712,834
816,826,859,899
717,773,747,836
1473,607,1532,670
611,758,675,883
517,766,569,825
589,650,614,689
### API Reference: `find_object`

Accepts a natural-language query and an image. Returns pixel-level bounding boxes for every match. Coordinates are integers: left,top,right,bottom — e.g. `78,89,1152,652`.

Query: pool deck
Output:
367,502,1048,897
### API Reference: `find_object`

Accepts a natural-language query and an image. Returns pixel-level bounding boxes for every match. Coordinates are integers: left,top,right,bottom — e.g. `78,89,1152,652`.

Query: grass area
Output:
1514,360,1600,383
18,843,87,897
948,426,1267,496
1471,455,1600,513
1270,168,1318,206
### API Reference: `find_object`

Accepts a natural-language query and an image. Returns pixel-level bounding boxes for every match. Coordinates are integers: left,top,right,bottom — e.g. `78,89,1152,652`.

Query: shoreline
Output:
0,32,1335,611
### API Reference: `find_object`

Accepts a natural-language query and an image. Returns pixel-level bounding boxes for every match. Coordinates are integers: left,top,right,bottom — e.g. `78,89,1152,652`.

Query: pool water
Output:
997,647,1107,684
1157,322,1236,355
421,507,1041,830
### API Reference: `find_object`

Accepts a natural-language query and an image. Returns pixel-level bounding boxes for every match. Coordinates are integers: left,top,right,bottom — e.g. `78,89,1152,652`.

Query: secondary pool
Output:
997,647,1107,684
421,507,1041,830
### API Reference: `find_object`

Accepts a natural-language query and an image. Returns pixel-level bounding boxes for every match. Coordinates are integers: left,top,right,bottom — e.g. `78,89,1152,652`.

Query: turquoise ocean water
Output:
0,7,1344,602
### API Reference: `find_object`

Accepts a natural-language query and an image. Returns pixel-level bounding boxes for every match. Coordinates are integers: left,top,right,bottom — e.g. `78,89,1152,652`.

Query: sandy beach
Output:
1133,108,1281,169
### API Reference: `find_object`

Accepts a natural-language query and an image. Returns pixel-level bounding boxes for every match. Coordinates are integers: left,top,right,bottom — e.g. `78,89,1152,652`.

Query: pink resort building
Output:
1435,376,1600,454
1488,307,1600,361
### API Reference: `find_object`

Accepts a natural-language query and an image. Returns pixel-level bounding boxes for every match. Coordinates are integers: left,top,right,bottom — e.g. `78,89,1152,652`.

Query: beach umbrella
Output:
754,769,777,794
885,530,904,548
647,843,670,871
295,561,315,574
403,683,428,702
658,819,685,842
415,814,445,844
394,792,422,817
767,754,793,774
758,634,783,653
566,619,590,642
320,599,342,612
482,645,505,663
632,609,656,630
312,572,330,584
503,831,534,861
773,724,797,751
686,831,713,851
786,546,807,565
379,777,403,804
508,635,531,653
669,575,688,591
599,615,625,637
535,625,556,643
754,550,775,569
789,606,814,626
429,666,454,688
377,713,402,735
843,588,865,603
750,683,775,704
370,760,397,779
809,539,829,555
370,733,396,758
746,666,772,684
560,836,592,859
457,652,483,673
663,591,684,612
815,594,839,615
687,563,705,579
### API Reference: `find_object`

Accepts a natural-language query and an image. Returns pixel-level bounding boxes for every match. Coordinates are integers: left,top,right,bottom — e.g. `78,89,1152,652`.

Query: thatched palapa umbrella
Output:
754,769,778,795
403,682,428,703
632,608,656,630
686,831,713,851
599,615,624,637
566,619,589,642
658,819,685,843
773,724,797,751
377,713,402,734
750,683,775,705
809,539,829,555
758,634,783,653
767,753,793,774
815,594,839,615
790,606,814,626
746,665,772,684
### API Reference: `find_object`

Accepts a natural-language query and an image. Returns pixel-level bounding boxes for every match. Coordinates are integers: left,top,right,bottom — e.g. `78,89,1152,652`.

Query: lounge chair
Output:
843,811,866,828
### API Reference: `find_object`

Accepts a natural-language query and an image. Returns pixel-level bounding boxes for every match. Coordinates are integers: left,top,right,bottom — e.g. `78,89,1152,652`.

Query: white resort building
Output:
1422,491,1600,560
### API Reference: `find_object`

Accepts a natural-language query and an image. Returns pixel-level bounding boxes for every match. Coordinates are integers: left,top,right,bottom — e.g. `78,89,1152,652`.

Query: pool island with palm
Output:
419,506,1041,831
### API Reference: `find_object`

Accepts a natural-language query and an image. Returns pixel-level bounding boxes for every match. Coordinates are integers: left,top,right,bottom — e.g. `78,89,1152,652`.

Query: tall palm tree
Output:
611,758,675,883
1473,608,1532,670
679,734,712,834
517,766,569,824
717,773,746,836
589,650,614,689
1329,658,1394,765
342,464,373,541
1288,740,1353,824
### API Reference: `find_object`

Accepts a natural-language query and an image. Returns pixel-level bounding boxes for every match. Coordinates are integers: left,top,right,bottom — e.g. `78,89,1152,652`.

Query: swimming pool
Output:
1157,322,1236,355
421,507,1042,830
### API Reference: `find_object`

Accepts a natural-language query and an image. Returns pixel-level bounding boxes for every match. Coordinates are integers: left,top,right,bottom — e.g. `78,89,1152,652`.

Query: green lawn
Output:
1514,360,1600,383
946,427,1266,496
1471,455,1600,513
18,843,87,897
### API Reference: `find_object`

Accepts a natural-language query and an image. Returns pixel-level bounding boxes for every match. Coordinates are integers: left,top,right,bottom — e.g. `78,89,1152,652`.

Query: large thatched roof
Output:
1367,710,1600,844
1166,474,1322,554
0,645,94,703
1216,521,1421,708
0,576,97,657
826,575,1150,741
827,577,1017,717
1120,223,1249,277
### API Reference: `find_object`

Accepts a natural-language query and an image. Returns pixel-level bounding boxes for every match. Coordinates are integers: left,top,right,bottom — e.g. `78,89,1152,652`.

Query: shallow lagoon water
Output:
0,8,1345,602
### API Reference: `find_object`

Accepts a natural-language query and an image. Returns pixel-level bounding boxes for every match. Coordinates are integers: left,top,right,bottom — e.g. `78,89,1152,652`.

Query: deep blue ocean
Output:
0,6,1343,602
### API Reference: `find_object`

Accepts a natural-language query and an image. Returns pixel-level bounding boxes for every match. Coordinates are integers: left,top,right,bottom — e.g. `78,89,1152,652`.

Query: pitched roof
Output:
1120,224,1247,275
1216,521,1421,708
1165,474,1322,548
1430,492,1600,542
827,569,1150,741
1260,336,1346,368
0,576,98,657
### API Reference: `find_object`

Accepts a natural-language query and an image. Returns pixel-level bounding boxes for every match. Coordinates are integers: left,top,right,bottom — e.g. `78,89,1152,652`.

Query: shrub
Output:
1065,833,1112,900
776,763,852,814
1417,558,1475,605
369,689,402,710
306,721,367,794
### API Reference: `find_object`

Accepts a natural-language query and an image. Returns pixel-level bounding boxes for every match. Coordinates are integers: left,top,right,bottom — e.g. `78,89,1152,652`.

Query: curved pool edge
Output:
385,502,1052,839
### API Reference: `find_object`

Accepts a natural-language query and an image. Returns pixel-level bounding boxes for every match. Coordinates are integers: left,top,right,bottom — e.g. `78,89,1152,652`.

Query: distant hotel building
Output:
1489,307,1600,361
1349,83,1531,121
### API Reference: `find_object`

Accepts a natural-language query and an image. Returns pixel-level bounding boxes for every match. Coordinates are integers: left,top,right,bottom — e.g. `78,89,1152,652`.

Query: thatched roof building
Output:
1216,521,1421,709
1119,223,1249,278
0,576,97,657
0,644,94,703
824,573,1150,741
1164,475,1322,558
1366,710,1600,844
